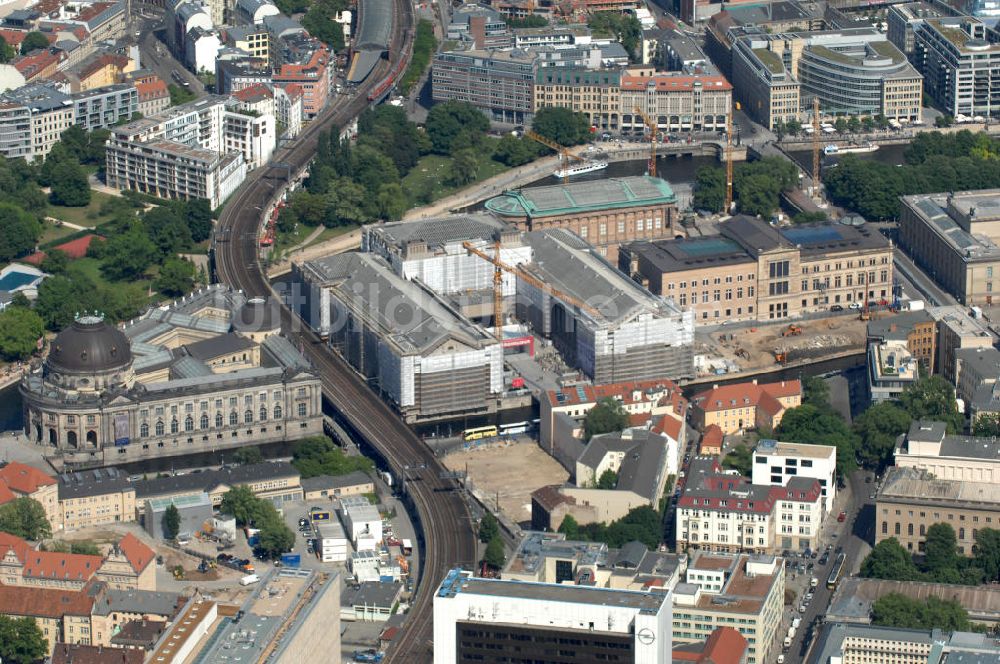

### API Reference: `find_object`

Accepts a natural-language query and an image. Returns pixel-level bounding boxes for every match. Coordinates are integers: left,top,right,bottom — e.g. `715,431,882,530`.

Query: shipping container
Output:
281,553,301,568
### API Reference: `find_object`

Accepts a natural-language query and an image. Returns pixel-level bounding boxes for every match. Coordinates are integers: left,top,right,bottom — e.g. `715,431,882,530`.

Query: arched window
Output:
170,419,179,434
155,420,165,436
229,411,238,426
185,416,194,432
960,527,966,540
907,523,914,536
882,522,888,535
140,422,149,438
216,413,224,428
920,524,926,536
297,403,307,417
259,406,267,421
894,523,901,535
244,410,253,424
274,405,282,419
200,414,209,430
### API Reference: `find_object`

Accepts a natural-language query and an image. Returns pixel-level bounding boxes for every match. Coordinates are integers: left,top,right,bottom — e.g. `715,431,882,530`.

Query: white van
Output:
240,574,260,586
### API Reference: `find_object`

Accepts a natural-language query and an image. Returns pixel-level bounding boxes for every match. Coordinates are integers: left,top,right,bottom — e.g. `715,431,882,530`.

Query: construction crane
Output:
812,97,821,195
724,113,734,213
633,106,658,178
524,129,584,182
462,241,601,336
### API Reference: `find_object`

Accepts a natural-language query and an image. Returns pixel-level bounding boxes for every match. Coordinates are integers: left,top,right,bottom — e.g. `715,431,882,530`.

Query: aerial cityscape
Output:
4,0,1000,662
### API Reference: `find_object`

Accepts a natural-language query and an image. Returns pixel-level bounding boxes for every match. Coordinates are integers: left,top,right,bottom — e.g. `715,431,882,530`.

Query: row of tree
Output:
400,19,437,95
219,486,295,558
862,524,1000,586
692,157,799,217
558,505,664,550
871,593,972,631
824,131,1000,220
290,435,375,479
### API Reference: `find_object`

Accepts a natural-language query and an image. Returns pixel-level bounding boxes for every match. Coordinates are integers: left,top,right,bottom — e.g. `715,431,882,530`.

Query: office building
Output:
19,286,322,465
899,190,1000,307
914,17,1000,120
808,622,1000,664
620,216,894,323
867,309,937,373
293,252,503,422
446,4,512,49
689,379,802,434
57,466,137,531
876,465,1000,554
930,304,995,382
894,420,1000,483
731,28,921,130
887,2,957,58
955,346,1000,423
315,520,349,562
673,552,784,664
432,48,536,124
485,176,680,264
751,439,837,512
518,229,695,383
677,458,824,554
433,568,673,664
867,336,920,402
618,71,732,135
533,67,622,131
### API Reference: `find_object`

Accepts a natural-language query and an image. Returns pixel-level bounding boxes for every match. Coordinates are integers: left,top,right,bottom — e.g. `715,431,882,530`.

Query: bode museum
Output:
19,285,323,466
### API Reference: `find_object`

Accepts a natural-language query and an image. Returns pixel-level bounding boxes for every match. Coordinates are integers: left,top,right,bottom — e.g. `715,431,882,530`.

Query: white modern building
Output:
314,520,348,563
752,439,837,512
895,420,1000,482
234,0,280,25
185,27,223,75
433,568,673,664
340,496,382,546
867,337,920,403
914,17,1000,121
349,549,382,583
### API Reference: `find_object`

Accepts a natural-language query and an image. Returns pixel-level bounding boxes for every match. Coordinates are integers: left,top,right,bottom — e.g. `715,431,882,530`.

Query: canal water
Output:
784,143,909,172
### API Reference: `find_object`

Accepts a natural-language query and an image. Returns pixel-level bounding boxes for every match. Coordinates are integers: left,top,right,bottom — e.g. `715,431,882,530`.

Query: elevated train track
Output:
213,0,476,659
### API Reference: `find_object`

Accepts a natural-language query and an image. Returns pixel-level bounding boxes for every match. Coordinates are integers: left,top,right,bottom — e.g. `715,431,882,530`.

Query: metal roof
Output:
486,176,675,219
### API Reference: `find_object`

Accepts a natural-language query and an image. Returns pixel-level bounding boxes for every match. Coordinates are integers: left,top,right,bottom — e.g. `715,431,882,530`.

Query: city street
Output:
136,7,206,94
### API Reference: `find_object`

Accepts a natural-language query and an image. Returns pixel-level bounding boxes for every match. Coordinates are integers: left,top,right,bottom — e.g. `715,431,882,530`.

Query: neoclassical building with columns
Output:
20,285,322,466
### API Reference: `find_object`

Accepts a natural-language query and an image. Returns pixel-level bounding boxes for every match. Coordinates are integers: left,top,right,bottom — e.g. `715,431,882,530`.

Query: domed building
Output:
20,287,322,465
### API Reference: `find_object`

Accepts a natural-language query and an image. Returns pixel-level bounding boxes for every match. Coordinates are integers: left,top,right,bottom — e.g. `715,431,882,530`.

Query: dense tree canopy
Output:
479,512,500,544
291,435,375,478
301,0,346,50
0,202,41,263
583,398,630,441
155,257,198,297
0,615,48,664
0,34,15,63
692,157,799,216
853,401,911,470
860,538,919,581
164,503,181,540
0,497,52,540
426,101,490,155
558,505,662,550
233,446,264,466
219,486,295,558
722,444,752,476
0,307,44,361
587,12,641,61
531,106,592,147
20,31,49,55
776,404,858,480
898,375,963,433
871,594,970,631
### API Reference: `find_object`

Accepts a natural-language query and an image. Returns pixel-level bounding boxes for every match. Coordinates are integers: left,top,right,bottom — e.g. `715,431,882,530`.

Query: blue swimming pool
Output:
0,271,39,291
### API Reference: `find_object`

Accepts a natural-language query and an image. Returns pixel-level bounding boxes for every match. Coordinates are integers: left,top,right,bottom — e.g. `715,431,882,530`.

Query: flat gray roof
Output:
362,214,509,253
878,466,1000,508
343,581,402,608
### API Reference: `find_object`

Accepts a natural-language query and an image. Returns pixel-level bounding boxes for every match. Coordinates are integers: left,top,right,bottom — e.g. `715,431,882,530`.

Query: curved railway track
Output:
213,2,476,659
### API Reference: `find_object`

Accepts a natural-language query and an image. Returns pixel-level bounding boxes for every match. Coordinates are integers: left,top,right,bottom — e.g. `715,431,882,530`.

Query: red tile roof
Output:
232,82,273,102
0,581,98,618
118,533,154,574
692,380,801,414
620,73,732,92
699,424,724,454
76,1,118,22
0,483,16,504
52,644,144,664
0,29,27,46
0,532,32,562
135,79,168,101
546,379,687,413
652,413,683,441
14,49,62,79
1,531,103,581
673,626,748,663
0,461,56,494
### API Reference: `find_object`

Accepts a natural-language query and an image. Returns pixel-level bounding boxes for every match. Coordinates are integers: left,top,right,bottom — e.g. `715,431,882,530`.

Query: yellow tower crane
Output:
524,129,586,183
724,113,734,213
462,241,601,337
633,107,658,178
812,98,821,194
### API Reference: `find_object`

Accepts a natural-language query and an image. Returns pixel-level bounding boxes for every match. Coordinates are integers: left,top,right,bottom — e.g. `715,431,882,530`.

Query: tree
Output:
448,148,479,186
425,101,489,154
853,402,911,470
493,135,539,167
531,106,592,147
973,413,1000,437
400,19,437,94
974,528,1000,583
146,206,193,255
785,119,802,135
0,202,41,262
583,398,629,441
860,538,919,581
257,519,295,558
47,159,91,207
0,497,52,540
164,503,181,540
168,84,196,106
219,486,262,526
924,522,960,575
871,593,970,631
587,12,642,62
184,199,214,243
0,34,15,63
558,514,580,539
40,248,70,275
899,375,964,433
801,375,830,408
0,307,44,361
291,435,375,478
479,512,500,544
847,116,861,133
596,469,618,490
101,224,158,281
301,0,346,50
0,615,48,664
20,31,49,55
692,166,726,213
233,446,264,466
484,535,505,570
776,404,858,480
793,211,828,224
722,444,752,476
834,117,848,134
155,257,197,297
935,115,955,128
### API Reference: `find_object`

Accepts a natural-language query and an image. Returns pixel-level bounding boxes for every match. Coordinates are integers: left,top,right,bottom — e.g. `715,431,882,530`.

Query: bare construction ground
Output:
443,441,569,526
696,314,868,372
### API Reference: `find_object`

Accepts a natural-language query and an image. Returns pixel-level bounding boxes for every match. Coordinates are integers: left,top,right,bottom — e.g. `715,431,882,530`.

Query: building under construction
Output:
292,253,503,422
518,229,695,383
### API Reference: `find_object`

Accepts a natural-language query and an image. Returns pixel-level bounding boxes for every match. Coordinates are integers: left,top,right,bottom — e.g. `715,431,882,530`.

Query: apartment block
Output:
676,458,824,555
866,309,937,373
432,48,536,124
618,71,732,134
70,82,137,131
433,568,673,664
914,17,1000,120
533,67,621,131
271,40,331,118
732,28,921,130
887,2,957,58
751,439,837,512
673,552,784,664
620,216,894,324
876,465,1000,554
930,304,995,382
689,379,801,434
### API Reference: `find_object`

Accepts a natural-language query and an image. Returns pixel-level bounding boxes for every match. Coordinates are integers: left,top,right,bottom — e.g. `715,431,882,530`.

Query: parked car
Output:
830,304,844,311
837,511,847,522
849,302,863,310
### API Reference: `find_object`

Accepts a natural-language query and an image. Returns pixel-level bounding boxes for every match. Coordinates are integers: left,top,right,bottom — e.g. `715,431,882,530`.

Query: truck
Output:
788,626,796,640
240,574,260,586
792,617,802,630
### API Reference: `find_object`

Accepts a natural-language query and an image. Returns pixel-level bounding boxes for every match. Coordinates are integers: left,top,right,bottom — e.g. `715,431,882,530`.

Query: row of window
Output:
138,403,305,437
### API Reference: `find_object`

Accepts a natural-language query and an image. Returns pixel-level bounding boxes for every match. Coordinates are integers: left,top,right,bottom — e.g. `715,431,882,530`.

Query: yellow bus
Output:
463,426,499,442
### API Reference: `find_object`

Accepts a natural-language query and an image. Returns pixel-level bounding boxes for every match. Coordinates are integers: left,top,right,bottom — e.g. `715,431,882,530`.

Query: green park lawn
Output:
401,153,509,206
46,190,119,228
